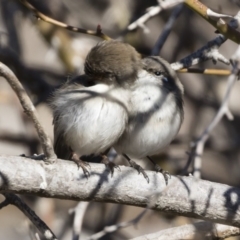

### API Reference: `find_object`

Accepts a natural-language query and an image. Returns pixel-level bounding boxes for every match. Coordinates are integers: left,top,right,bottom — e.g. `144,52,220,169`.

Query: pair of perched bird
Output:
50,40,184,183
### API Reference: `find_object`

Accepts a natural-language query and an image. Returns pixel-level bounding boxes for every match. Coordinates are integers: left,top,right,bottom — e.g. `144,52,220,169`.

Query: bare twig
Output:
69,202,89,240
170,9,240,70
184,0,240,44
87,209,147,240
2,193,58,240
0,46,57,105
19,0,111,41
177,68,231,75
131,221,240,240
86,179,177,240
151,4,184,55
171,34,229,71
128,6,161,33
128,0,240,45
128,0,184,31
191,46,240,178
0,62,56,162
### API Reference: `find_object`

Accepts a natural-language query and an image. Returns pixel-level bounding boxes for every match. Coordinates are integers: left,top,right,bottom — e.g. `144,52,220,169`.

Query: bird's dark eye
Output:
154,71,162,76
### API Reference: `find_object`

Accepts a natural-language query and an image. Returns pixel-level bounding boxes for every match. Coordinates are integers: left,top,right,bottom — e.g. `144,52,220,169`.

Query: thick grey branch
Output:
0,62,56,162
1,155,240,227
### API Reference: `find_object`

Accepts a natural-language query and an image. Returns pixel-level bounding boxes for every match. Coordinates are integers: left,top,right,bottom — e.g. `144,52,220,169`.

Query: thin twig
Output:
151,4,184,55
76,179,176,240
128,6,161,33
87,209,147,240
128,0,184,31
171,34,229,71
69,202,89,240
191,46,240,178
178,68,231,75
2,193,58,240
19,0,112,41
0,62,56,162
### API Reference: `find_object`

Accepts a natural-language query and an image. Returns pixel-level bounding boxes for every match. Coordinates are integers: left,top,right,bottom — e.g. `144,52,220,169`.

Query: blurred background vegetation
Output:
0,0,239,239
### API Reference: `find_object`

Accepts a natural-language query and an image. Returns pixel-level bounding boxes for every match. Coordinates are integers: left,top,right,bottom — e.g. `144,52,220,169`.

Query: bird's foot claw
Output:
154,165,170,185
72,154,91,178
129,160,149,183
101,156,120,177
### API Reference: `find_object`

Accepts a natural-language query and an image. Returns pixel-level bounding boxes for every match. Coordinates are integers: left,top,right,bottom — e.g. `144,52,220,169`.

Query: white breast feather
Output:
55,83,129,156
114,70,182,158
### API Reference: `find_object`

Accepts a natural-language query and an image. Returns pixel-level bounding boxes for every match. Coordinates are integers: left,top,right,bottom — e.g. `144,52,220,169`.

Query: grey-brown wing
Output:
51,74,95,160
53,114,72,160
68,74,95,87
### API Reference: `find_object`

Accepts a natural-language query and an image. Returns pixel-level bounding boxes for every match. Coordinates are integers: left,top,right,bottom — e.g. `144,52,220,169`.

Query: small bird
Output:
114,56,184,184
50,40,142,175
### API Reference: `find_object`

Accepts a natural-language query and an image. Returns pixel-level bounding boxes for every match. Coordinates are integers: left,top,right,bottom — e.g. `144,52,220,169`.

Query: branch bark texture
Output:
1,155,240,227
131,221,240,240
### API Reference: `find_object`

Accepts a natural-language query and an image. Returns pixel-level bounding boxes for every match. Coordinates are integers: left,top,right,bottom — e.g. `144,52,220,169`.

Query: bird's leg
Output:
71,153,91,178
100,149,121,177
147,156,170,185
123,154,149,183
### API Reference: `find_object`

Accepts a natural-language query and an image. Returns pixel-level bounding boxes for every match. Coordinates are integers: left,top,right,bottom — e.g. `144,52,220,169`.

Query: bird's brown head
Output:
84,40,142,85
